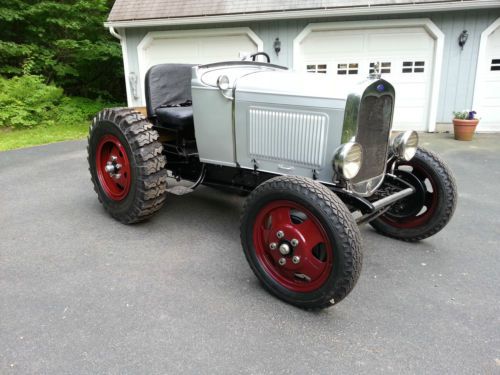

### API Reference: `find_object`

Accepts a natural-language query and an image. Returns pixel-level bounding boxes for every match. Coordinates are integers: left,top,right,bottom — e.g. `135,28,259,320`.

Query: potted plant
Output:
452,110,479,141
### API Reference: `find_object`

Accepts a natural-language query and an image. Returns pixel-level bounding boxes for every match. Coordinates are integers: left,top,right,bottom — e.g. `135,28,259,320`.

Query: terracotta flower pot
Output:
453,118,479,141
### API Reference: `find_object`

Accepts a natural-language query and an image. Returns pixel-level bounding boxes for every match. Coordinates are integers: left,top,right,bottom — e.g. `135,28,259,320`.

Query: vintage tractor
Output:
87,53,457,309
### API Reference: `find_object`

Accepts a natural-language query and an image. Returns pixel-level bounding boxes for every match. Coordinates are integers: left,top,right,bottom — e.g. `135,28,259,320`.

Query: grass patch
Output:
0,122,88,151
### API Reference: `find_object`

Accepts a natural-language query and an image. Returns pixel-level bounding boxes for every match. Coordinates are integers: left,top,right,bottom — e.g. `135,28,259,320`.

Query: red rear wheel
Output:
96,135,131,201
88,108,168,224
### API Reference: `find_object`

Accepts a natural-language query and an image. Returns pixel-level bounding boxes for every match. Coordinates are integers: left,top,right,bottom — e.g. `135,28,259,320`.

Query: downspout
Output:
109,26,122,41
108,26,136,106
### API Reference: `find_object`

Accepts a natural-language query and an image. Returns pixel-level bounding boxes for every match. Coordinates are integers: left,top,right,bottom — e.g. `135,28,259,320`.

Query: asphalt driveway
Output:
1,133,499,374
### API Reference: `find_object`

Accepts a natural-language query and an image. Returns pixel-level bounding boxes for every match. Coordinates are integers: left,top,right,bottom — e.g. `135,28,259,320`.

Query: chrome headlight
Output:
391,131,419,161
333,142,363,180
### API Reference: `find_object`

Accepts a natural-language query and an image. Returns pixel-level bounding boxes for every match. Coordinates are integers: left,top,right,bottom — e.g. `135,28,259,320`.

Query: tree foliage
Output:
0,0,124,100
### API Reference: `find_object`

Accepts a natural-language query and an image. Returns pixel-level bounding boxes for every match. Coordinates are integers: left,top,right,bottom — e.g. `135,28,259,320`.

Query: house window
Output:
402,61,425,73
337,63,358,75
370,62,391,74
307,64,328,73
491,59,500,71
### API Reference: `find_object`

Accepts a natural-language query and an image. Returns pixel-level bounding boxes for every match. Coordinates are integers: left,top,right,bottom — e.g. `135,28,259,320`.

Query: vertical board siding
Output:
124,10,500,123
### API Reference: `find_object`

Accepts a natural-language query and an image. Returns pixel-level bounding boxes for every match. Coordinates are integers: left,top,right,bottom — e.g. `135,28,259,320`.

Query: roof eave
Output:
105,1,500,28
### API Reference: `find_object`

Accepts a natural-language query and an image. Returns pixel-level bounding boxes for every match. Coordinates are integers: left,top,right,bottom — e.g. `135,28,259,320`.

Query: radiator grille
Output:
352,95,393,183
248,107,328,168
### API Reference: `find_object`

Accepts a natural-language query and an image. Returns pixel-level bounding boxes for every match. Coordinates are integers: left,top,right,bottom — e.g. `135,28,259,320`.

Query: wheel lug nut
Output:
291,239,299,247
269,242,277,250
278,258,286,266
115,163,122,171
292,256,300,264
279,243,290,256
276,230,284,239
111,155,118,162
104,164,115,173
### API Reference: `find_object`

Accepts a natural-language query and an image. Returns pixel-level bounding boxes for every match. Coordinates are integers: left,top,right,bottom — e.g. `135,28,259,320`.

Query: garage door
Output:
137,28,262,104
474,19,500,132
295,24,438,131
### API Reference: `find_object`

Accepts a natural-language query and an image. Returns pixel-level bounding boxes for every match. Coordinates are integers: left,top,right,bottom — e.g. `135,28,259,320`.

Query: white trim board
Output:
293,18,444,132
105,1,500,28
136,27,263,106
472,17,500,132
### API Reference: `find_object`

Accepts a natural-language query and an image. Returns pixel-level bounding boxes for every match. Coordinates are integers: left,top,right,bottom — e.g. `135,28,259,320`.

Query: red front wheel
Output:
370,147,457,241
240,176,362,309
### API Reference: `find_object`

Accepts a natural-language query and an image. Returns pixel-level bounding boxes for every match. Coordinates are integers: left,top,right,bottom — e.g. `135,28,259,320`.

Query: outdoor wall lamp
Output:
274,37,281,55
458,30,469,50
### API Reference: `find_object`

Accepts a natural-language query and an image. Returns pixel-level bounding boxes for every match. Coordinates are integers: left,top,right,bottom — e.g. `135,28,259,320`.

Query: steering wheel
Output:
250,52,271,63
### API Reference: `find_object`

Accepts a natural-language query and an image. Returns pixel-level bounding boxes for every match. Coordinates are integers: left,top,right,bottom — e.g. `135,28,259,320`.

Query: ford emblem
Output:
376,84,385,92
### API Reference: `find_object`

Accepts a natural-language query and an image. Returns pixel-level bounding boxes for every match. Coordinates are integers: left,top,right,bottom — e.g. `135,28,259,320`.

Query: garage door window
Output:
307,64,328,73
491,59,500,71
402,61,425,73
337,63,358,75
370,62,391,74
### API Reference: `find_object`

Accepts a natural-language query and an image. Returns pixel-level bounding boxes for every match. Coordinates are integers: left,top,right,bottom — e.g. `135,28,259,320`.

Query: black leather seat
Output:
144,63,196,133
155,106,194,131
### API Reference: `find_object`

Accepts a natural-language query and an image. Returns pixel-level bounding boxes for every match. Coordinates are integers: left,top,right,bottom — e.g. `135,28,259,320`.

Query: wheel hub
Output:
105,156,123,179
95,135,131,201
279,242,291,256
380,161,440,229
387,170,426,218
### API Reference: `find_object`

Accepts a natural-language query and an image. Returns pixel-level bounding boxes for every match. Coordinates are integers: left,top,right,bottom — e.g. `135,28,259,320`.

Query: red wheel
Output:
88,108,168,224
96,134,131,201
370,147,457,241
241,176,362,309
379,163,438,229
253,200,333,292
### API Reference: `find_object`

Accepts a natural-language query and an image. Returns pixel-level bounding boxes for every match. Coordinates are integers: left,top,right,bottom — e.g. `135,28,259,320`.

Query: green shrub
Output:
0,75,63,128
0,75,118,129
56,96,114,126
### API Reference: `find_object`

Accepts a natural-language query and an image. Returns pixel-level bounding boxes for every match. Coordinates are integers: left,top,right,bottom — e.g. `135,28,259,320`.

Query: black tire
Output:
240,176,362,310
370,147,457,242
88,108,167,224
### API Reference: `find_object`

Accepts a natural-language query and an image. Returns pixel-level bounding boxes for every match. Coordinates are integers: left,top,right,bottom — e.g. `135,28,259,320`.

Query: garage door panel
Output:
200,35,256,56
296,25,435,131
301,33,364,54
366,32,433,52
476,22,500,131
481,80,500,99
393,108,426,126
395,82,428,94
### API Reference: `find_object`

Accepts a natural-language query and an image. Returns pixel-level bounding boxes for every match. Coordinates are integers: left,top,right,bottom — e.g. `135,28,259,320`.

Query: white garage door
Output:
474,20,500,132
295,25,437,131
137,28,262,104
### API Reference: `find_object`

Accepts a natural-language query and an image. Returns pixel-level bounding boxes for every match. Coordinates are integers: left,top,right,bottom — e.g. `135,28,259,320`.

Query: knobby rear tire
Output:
87,108,168,224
